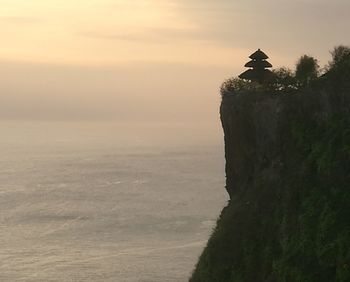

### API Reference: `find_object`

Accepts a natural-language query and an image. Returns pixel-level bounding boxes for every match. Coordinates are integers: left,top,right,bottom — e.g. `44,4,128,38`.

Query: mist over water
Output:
0,121,227,281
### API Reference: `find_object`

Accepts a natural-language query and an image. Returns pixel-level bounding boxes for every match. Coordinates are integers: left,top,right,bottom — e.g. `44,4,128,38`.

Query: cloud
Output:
78,27,211,44
77,0,237,45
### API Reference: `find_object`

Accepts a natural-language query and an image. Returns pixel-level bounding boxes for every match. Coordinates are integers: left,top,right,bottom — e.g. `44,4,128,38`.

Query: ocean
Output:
0,121,228,281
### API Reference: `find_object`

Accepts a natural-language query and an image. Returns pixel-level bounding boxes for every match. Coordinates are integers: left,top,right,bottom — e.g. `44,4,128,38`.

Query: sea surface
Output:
0,121,228,282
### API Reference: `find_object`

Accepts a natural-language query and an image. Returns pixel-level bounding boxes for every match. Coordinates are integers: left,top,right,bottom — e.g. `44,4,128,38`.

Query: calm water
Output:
0,121,227,281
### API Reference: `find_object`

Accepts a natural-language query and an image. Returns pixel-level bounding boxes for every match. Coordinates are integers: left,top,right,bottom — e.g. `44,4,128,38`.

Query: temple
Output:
239,49,273,83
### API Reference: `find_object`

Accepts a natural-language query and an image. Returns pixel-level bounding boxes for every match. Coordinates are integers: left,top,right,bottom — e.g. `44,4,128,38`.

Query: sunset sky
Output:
1,0,349,121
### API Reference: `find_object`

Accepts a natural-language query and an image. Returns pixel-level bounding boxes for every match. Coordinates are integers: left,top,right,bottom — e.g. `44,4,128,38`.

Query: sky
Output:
1,0,349,122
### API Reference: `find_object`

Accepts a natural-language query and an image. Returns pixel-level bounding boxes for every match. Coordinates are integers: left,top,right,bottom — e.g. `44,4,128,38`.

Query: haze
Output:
1,0,349,121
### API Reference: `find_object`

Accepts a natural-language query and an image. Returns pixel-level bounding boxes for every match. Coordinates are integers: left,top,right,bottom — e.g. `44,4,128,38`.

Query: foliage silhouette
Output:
295,55,319,87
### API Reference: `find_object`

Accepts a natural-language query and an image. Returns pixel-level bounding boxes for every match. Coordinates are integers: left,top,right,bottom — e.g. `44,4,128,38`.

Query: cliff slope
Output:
190,55,350,281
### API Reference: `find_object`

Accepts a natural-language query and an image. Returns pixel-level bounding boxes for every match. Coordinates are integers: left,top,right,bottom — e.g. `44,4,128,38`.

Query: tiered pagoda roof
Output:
239,49,273,82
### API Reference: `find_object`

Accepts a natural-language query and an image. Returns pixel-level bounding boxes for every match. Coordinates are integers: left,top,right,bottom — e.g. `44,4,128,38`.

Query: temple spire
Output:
239,49,273,83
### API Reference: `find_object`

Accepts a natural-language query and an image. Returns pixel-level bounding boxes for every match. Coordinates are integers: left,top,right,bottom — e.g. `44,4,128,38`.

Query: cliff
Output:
190,55,350,281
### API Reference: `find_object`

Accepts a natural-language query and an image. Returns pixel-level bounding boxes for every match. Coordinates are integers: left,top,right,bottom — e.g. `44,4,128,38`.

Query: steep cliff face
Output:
190,78,350,281
221,92,283,199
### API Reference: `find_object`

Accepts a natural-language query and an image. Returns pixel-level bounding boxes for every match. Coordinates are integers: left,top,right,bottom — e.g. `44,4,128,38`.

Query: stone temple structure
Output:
239,49,273,83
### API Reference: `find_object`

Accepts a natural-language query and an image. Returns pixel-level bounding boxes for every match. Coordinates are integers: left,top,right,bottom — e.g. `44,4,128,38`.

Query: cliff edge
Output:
190,50,350,281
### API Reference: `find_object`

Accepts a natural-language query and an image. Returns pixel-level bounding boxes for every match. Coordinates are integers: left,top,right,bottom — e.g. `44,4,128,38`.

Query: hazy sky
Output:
1,0,349,121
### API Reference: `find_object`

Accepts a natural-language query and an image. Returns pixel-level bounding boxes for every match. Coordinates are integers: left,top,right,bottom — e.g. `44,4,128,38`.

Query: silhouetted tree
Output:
295,55,319,87
328,45,350,69
325,45,350,108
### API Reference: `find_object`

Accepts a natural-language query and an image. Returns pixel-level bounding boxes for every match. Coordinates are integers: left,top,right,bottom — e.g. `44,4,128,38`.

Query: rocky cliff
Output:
190,56,350,281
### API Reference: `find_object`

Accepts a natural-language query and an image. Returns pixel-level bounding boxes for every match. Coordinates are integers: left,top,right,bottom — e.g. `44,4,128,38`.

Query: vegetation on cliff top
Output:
191,46,350,282
220,45,349,95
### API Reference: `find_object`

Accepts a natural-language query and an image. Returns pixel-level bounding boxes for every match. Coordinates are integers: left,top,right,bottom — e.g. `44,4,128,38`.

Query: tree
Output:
295,55,319,87
325,45,350,95
328,45,350,69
